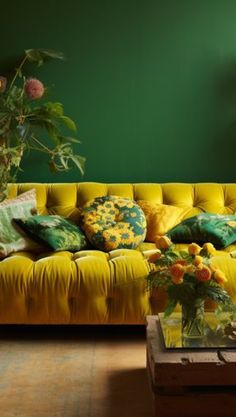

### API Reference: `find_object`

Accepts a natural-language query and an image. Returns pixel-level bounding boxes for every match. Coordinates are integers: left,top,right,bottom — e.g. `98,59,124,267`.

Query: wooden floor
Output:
0,325,153,417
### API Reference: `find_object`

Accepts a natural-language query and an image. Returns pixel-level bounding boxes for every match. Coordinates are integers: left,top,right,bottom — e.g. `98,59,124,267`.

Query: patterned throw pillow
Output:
137,200,186,242
167,213,236,248
80,195,147,251
14,215,87,252
0,189,40,258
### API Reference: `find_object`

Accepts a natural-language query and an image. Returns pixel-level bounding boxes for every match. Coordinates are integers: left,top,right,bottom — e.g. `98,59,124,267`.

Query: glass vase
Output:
182,299,205,342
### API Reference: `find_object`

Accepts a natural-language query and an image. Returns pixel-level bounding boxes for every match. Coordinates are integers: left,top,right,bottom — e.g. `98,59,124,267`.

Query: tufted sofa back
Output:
8,182,236,225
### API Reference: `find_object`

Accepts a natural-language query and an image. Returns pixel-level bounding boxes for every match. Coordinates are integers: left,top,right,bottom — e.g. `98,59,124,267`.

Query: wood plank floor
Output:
0,325,153,417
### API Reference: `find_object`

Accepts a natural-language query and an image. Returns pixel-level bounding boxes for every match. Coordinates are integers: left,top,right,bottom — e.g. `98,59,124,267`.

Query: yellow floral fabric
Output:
80,196,146,251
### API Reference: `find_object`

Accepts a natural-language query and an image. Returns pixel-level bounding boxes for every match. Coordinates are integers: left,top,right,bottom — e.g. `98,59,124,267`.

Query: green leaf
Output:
179,250,191,259
25,49,44,66
25,49,65,66
28,117,61,145
59,115,77,131
0,112,8,120
62,136,81,144
55,135,81,145
146,271,170,290
45,102,64,117
164,299,177,317
205,285,231,304
48,143,85,175
70,154,85,175
61,156,69,169
37,49,65,61
0,127,8,135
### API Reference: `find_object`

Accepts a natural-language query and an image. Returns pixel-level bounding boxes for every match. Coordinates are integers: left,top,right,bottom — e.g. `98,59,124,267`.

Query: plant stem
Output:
27,145,49,154
9,55,28,90
30,135,53,154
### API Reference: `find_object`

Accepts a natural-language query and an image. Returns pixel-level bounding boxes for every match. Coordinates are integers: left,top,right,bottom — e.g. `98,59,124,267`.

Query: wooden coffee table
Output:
146,315,236,417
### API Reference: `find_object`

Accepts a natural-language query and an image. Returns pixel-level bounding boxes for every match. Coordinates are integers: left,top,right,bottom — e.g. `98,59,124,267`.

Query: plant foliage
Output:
0,48,85,201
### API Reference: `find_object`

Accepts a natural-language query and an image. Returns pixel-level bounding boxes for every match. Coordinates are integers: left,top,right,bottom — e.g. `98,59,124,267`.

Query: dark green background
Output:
2,0,236,183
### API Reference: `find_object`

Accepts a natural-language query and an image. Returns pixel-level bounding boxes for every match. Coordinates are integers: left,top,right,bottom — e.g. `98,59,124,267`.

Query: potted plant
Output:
0,48,85,201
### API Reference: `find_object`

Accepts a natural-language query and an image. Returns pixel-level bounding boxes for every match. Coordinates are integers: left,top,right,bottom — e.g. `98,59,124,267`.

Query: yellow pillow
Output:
137,200,186,242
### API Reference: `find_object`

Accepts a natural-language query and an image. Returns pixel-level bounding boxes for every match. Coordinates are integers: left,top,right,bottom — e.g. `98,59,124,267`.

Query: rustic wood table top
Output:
146,315,236,417
146,315,236,387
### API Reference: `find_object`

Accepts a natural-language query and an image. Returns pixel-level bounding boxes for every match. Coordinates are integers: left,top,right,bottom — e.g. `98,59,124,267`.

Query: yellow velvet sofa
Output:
1,181,236,324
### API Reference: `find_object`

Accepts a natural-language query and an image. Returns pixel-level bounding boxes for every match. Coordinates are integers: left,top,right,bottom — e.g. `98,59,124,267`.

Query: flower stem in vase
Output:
182,300,205,346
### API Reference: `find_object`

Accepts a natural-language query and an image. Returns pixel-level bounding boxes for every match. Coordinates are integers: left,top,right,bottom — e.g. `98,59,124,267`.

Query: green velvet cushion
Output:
14,215,87,252
167,213,236,248
80,195,147,251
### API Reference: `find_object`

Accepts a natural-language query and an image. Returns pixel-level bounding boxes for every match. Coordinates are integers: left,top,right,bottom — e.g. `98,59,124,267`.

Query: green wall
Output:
2,0,236,183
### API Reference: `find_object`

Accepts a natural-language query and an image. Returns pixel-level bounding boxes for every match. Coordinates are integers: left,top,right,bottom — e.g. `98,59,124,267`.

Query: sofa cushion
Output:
80,195,146,251
14,215,87,252
167,213,236,248
137,200,186,242
0,189,43,258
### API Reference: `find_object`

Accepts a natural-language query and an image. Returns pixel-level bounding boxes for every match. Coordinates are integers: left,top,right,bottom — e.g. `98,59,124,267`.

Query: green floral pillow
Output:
167,213,236,248
14,215,87,252
80,195,147,251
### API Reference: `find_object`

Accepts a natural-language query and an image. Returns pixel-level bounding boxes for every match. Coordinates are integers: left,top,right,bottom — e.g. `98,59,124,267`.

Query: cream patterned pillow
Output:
0,189,41,258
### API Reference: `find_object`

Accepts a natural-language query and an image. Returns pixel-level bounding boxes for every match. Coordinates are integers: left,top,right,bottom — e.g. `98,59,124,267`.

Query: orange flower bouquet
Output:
147,237,232,337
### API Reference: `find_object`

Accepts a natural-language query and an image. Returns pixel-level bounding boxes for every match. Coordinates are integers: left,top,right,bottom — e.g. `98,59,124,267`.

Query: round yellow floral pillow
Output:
80,195,147,251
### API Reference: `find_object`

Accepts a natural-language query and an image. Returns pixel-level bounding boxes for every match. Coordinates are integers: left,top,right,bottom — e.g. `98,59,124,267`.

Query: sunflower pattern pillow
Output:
80,196,147,251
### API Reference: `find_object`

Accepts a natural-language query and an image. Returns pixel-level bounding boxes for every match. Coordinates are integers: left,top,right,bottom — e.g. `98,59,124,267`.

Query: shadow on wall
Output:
218,60,236,102
1,54,41,81
1,55,22,79
207,61,236,179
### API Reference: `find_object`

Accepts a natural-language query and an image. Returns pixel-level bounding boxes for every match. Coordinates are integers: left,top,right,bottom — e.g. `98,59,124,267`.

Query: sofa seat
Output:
1,244,236,324
0,249,156,324
2,181,236,324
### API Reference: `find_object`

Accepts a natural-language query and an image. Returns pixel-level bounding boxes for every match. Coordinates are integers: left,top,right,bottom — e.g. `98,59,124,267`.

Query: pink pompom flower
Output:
24,78,45,100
